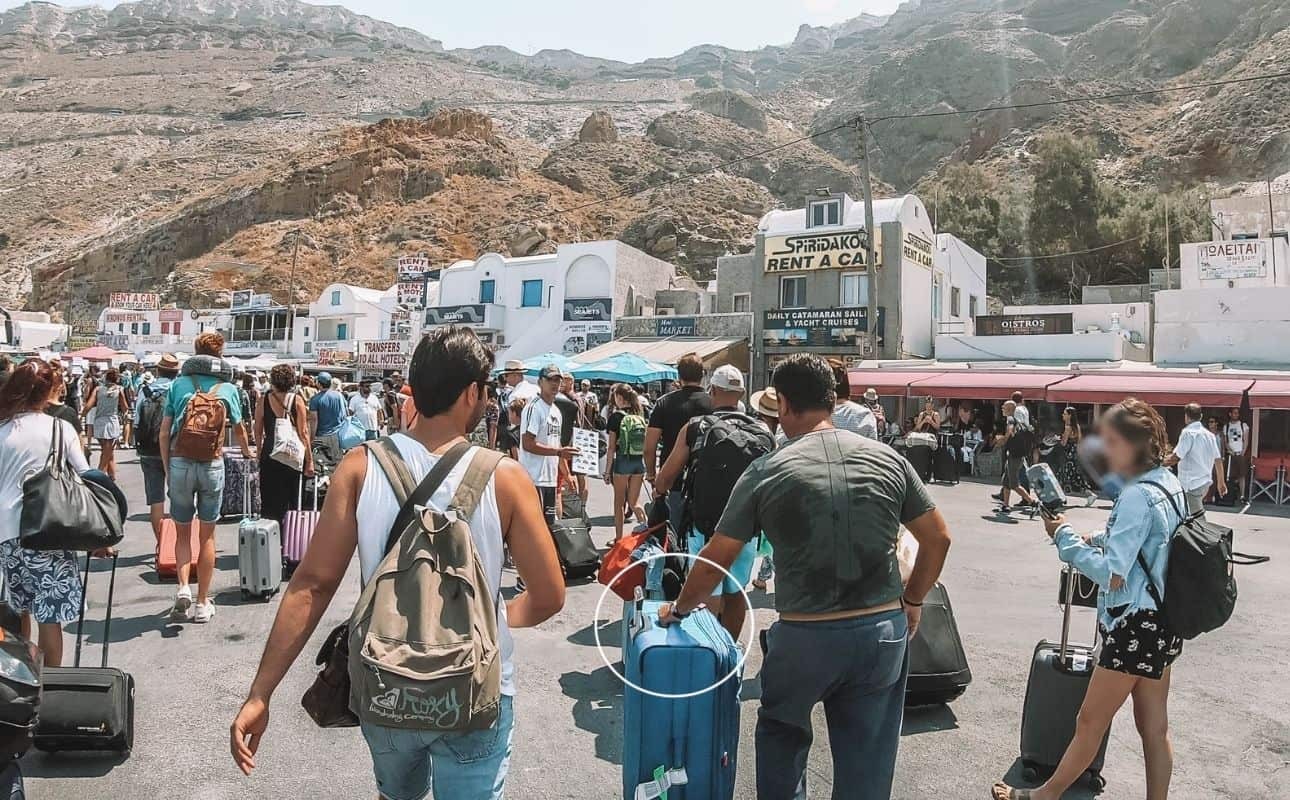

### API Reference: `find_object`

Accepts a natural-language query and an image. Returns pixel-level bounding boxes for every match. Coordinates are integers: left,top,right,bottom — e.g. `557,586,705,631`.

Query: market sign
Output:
357,340,409,371
657,317,697,337
762,307,885,348
764,228,881,273
903,231,934,268
104,311,145,324
563,297,612,322
108,292,159,311
1197,240,1269,280
975,312,1074,336
424,304,486,326
397,280,426,309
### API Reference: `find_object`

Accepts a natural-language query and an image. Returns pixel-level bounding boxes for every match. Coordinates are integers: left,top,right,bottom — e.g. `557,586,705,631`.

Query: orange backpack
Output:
172,381,227,462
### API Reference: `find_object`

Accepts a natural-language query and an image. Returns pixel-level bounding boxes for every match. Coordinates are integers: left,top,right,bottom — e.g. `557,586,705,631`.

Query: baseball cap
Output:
710,365,746,393
317,371,333,387
538,364,561,382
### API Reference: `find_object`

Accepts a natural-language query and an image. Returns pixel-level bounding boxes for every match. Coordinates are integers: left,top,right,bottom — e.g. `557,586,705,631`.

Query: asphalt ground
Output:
22,450,1290,799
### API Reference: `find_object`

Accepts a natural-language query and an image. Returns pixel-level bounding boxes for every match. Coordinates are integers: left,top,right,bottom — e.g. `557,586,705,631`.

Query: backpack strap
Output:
366,438,474,558
1134,479,1183,608
449,448,505,521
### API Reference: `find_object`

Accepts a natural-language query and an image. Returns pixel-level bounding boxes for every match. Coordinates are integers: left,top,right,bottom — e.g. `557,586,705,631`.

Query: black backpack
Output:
135,385,167,455
1136,480,1269,640
682,410,775,538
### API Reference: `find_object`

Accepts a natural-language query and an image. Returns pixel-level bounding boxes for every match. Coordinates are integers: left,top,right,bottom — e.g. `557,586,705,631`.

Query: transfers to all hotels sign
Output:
1197,240,1269,280
763,229,882,273
357,340,410,371
108,292,159,311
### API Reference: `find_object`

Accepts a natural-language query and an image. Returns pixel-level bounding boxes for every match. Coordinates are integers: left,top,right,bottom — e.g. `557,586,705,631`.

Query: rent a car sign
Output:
764,228,881,272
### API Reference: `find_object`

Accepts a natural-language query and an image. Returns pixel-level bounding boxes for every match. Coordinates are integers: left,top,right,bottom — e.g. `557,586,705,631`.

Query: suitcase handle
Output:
73,551,119,670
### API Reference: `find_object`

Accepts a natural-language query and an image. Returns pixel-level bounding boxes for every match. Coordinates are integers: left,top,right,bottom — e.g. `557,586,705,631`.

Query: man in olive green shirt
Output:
660,353,952,800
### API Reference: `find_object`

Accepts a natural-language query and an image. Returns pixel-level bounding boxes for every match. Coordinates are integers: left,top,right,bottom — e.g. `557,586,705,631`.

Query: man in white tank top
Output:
231,328,565,800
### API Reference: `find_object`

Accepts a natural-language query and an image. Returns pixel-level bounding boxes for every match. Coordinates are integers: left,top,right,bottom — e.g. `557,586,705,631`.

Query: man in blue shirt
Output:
308,372,348,467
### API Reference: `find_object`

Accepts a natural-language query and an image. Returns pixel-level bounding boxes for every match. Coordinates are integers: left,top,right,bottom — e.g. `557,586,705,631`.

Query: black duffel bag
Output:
0,579,41,761
19,421,124,552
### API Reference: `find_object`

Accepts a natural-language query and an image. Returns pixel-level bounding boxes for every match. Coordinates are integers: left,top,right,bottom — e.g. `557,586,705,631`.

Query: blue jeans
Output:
167,456,225,523
757,610,909,800
361,695,514,800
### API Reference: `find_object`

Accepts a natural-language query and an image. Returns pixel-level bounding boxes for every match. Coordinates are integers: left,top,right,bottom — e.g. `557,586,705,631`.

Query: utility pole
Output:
287,228,301,353
1164,195,1172,291
858,117,880,360
1269,179,1279,281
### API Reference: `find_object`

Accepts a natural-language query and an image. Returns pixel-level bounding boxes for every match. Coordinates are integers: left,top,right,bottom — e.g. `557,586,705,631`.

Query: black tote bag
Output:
19,420,124,552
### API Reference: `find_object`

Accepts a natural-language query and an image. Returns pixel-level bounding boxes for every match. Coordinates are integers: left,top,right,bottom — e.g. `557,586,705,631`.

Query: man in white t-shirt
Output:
1222,407,1250,502
1166,402,1227,515
231,326,564,799
347,382,384,440
520,364,578,526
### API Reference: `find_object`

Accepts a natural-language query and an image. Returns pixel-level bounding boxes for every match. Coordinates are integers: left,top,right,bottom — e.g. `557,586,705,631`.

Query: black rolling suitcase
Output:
1018,564,1108,791
933,445,960,485
905,445,934,483
905,583,972,706
33,553,135,756
551,519,600,580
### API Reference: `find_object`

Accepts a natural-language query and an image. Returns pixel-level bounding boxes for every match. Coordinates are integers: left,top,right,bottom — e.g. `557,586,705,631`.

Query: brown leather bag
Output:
172,381,227,462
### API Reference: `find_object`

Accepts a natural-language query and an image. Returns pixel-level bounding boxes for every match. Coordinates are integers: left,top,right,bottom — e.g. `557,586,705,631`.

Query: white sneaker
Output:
193,601,216,624
170,587,193,621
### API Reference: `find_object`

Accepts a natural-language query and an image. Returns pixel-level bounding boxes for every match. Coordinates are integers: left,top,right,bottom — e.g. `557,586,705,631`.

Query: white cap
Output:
710,364,746,393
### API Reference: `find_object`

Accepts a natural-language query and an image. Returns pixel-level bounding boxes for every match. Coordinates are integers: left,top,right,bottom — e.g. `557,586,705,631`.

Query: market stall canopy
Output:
909,370,1071,400
1249,380,1290,410
1048,374,1254,407
64,345,122,362
847,369,947,397
576,337,744,366
572,352,677,383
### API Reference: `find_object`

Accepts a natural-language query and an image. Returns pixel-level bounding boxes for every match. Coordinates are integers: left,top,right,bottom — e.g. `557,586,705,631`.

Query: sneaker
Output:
170,587,193,621
192,601,216,624
991,491,1003,501
999,505,1012,513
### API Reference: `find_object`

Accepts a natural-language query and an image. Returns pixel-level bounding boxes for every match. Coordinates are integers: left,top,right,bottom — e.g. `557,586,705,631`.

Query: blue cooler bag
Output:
622,596,741,800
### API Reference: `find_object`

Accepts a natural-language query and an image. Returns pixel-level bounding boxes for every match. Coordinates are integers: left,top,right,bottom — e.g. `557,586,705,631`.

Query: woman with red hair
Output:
0,360,91,667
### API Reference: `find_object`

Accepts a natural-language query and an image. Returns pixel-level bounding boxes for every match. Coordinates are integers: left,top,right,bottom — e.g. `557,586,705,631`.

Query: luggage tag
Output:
634,766,689,800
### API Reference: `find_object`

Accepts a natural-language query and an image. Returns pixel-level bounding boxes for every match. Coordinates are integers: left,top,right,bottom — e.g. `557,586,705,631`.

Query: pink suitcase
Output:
282,478,320,575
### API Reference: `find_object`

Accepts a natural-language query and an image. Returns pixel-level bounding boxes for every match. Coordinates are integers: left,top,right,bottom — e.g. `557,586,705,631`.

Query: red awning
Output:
1047,374,1253,407
1248,380,1290,410
846,370,946,397
908,371,1071,400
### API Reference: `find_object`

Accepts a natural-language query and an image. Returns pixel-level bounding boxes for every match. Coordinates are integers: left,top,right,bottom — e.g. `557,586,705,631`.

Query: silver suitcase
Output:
237,472,282,600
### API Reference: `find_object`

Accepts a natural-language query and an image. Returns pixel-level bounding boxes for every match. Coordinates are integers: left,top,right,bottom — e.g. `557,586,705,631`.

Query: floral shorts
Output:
0,541,84,625
1099,607,1182,679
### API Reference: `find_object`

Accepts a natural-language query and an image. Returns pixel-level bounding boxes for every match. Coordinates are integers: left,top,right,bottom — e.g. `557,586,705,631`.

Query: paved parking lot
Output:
24,453,1290,799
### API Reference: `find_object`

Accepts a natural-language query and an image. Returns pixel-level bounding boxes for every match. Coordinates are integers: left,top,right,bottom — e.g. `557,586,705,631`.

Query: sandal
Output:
990,784,1030,800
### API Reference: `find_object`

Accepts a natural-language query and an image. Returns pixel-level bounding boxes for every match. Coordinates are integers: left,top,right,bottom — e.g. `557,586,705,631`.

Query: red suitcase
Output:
155,519,198,582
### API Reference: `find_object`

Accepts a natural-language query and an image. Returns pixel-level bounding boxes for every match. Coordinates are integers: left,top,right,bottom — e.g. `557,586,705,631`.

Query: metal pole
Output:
859,118,880,359
1269,180,1278,282
1164,195,1171,291
287,228,301,354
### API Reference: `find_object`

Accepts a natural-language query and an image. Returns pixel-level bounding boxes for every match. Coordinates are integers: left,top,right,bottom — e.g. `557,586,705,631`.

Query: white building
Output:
7,310,68,351
935,302,1152,364
302,283,402,371
423,241,676,362
95,306,198,355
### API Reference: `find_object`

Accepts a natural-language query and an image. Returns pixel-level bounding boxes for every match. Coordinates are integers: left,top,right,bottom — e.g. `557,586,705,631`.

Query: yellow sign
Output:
764,229,882,273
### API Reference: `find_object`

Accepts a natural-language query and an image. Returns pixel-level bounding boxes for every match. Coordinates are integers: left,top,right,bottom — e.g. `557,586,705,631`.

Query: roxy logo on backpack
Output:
683,410,775,538
617,414,647,457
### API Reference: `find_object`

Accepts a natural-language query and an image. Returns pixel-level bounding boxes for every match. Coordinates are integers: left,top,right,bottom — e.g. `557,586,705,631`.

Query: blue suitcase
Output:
622,596,741,800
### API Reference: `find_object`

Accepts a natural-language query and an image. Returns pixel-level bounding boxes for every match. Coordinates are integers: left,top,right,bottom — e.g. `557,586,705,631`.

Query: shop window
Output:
732,292,751,313
330,290,341,306
130,322,138,334
479,279,496,304
951,287,961,318
142,322,151,335
932,279,943,320
840,272,868,307
337,322,348,340
969,295,979,320
118,323,124,332
521,279,543,308
780,276,807,309
808,199,841,228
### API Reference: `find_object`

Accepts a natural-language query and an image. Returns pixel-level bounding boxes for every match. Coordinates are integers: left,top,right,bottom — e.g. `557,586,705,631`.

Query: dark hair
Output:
1011,391,1024,404
1102,397,1169,471
241,374,256,390
1184,402,1203,422
409,327,494,419
0,361,62,422
194,331,225,357
297,374,314,388
676,353,704,384
829,360,851,400
269,364,296,392
104,368,120,384
772,353,835,414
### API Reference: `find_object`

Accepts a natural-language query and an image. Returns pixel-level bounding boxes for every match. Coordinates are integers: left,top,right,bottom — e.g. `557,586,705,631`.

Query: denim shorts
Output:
139,456,166,506
611,454,646,476
688,530,758,596
167,456,225,524
361,695,514,800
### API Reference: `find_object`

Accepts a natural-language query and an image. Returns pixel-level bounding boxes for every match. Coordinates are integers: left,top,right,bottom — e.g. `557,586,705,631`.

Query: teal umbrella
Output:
516,352,584,377
572,352,677,383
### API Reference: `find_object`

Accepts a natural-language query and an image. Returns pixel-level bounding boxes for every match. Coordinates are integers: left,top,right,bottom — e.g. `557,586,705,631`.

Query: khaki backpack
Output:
172,380,227,461
349,439,504,731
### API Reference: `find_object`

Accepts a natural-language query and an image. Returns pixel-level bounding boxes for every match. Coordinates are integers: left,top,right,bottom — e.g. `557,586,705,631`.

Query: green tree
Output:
1026,134,1102,296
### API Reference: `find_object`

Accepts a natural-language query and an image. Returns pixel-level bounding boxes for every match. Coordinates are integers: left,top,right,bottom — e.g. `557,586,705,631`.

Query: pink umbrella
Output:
64,345,121,362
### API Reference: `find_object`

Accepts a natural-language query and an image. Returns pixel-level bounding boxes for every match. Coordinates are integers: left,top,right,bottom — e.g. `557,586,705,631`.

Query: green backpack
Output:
618,414,647,457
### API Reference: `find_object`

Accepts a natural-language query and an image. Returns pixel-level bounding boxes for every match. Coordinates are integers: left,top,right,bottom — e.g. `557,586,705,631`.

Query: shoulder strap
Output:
449,448,505,521
1134,479,1181,607
367,438,474,558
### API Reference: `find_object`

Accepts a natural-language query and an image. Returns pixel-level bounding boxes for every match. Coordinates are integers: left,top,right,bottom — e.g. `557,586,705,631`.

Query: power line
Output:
988,235,1148,263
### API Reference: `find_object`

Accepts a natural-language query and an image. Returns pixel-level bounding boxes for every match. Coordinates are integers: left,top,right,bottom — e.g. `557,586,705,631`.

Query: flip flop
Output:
990,784,1031,800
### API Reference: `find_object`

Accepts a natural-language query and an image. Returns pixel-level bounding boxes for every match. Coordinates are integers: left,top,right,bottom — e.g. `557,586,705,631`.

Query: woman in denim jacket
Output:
994,398,1184,800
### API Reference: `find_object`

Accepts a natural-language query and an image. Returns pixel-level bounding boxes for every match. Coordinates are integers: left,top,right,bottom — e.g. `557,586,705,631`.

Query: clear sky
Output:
2,0,907,62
